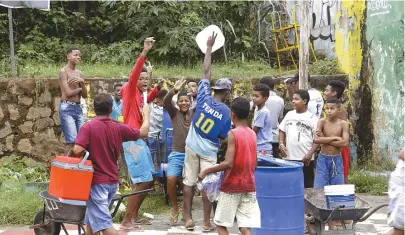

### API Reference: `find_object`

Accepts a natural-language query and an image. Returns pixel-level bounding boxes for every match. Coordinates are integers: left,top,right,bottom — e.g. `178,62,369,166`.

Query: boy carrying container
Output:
314,98,349,188
199,97,261,235
69,94,151,235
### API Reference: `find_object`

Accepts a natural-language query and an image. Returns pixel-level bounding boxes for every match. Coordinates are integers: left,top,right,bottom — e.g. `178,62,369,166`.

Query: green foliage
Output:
348,170,388,195
0,155,49,187
0,60,280,79
0,183,42,226
0,1,275,65
309,59,344,75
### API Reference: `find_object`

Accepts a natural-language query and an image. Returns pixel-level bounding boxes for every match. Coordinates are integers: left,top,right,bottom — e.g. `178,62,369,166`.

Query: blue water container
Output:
161,109,173,159
252,156,304,235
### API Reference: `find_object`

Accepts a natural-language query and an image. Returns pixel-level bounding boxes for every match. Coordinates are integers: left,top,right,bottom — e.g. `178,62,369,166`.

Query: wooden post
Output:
299,0,309,90
8,8,16,76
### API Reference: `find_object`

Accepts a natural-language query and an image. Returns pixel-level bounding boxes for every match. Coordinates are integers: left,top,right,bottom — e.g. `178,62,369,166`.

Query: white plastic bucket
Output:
324,184,355,209
195,25,225,54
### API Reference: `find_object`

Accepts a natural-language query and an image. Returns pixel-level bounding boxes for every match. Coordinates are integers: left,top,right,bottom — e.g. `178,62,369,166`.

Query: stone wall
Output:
0,75,347,162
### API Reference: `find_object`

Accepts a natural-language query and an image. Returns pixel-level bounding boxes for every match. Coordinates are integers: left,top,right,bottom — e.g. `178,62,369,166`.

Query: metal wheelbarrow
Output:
305,188,388,235
30,188,154,235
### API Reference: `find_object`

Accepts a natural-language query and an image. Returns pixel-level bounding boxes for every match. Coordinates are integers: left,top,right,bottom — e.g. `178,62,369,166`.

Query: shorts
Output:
123,139,155,184
387,160,404,229
341,147,350,177
314,153,345,189
167,152,185,178
84,183,119,233
59,101,84,144
214,192,261,228
183,146,217,186
290,160,314,188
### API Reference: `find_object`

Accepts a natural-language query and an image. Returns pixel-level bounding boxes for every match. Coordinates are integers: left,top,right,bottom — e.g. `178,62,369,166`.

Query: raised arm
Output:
165,78,186,118
329,121,350,148
147,78,164,103
202,32,217,80
59,69,82,97
128,37,155,87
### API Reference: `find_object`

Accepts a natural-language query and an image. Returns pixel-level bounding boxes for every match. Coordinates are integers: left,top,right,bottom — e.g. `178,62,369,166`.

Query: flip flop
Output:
202,226,215,232
133,218,152,225
118,225,144,231
185,219,195,231
169,212,180,226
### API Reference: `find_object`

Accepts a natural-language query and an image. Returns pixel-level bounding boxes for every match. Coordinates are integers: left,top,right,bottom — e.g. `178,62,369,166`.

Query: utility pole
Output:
8,8,16,76
299,0,310,90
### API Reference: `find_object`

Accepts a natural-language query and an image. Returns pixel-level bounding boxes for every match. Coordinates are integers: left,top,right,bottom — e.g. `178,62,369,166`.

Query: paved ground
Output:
0,195,392,235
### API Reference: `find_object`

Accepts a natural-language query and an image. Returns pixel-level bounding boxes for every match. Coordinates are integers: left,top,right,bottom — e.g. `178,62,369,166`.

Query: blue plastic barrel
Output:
252,156,304,235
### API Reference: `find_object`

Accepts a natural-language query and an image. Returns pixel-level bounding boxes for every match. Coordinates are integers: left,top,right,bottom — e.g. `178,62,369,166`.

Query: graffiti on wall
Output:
285,0,340,58
368,0,392,17
367,0,405,159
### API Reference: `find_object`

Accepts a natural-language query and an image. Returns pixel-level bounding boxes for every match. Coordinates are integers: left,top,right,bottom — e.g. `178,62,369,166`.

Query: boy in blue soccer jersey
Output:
182,32,232,231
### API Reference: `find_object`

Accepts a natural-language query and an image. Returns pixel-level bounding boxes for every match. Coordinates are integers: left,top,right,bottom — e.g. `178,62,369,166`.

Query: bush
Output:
348,170,388,195
0,156,49,187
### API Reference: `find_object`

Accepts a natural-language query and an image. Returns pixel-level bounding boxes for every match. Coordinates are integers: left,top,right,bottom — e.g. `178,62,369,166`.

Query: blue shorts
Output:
84,183,118,233
59,101,84,144
314,153,345,188
123,139,156,184
167,152,185,178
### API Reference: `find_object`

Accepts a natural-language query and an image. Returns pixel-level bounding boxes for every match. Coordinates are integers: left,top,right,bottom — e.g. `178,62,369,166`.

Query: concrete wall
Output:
335,0,404,162
335,0,367,163
366,0,405,159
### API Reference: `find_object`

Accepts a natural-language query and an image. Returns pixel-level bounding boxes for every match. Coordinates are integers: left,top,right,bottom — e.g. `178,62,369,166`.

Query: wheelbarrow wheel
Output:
33,210,61,235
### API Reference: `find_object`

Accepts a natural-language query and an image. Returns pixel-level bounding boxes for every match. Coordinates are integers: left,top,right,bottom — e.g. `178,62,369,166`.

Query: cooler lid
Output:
53,156,92,166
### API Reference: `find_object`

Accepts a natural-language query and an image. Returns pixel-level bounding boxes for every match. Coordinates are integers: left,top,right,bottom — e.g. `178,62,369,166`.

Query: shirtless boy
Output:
58,47,88,154
314,98,349,188
323,80,350,183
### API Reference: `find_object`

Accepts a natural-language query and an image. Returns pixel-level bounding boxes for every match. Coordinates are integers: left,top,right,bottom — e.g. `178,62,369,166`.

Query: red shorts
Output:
341,147,350,177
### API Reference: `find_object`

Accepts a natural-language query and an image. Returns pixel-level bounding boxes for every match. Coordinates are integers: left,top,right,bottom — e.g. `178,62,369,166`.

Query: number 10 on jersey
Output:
195,113,215,134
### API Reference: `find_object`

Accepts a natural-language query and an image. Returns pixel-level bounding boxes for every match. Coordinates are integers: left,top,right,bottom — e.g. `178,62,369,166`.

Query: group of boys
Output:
58,32,388,235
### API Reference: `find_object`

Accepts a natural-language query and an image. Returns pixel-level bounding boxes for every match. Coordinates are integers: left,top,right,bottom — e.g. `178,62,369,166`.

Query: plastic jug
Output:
195,25,225,54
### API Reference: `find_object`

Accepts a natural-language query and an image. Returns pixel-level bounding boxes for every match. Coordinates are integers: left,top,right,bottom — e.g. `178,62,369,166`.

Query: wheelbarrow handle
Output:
320,205,345,224
109,188,155,218
357,204,388,222
116,188,155,200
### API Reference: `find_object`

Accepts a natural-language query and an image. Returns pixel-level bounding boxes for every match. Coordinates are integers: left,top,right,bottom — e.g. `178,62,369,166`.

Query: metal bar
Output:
7,8,16,76
320,206,344,224
111,188,155,202
357,204,388,222
110,200,122,218
61,223,69,235
42,204,46,224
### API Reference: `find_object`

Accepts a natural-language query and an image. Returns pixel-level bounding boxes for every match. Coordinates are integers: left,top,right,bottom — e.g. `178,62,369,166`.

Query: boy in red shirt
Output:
199,97,261,235
70,94,151,235
120,37,163,228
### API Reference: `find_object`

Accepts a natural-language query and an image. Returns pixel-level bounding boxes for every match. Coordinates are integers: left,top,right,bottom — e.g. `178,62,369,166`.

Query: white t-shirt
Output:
265,91,285,143
307,88,324,119
279,110,318,161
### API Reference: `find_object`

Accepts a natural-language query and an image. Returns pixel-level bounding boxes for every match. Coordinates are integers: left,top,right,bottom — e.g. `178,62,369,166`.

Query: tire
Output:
33,210,61,235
